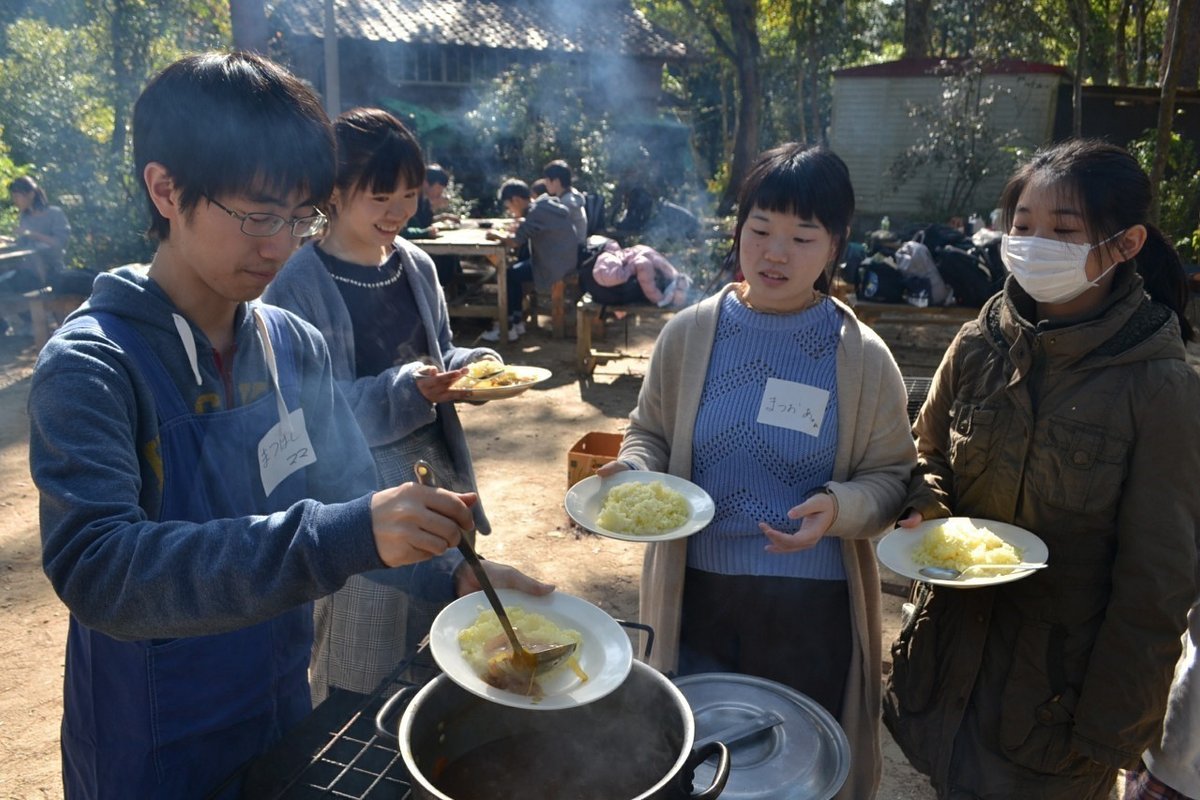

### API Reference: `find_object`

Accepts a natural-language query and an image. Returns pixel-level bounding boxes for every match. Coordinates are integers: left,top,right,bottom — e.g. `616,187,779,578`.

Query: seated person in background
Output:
6,176,70,289
613,182,655,234
644,198,701,245
588,240,690,307
484,178,577,342
423,164,460,224
403,163,461,293
542,159,587,247
516,178,545,261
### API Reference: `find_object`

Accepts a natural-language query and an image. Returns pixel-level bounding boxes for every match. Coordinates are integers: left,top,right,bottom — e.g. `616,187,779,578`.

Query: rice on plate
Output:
458,606,582,676
912,518,1022,573
597,480,689,534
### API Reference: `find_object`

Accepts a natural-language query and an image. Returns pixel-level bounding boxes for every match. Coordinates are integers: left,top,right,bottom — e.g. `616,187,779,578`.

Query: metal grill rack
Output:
233,655,423,799
903,375,933,423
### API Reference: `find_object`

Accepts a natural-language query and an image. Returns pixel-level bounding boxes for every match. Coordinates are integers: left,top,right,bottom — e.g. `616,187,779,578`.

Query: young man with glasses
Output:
28,52,550,799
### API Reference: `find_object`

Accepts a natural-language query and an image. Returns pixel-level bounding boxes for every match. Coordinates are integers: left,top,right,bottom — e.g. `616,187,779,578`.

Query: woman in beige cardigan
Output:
600,144,915,799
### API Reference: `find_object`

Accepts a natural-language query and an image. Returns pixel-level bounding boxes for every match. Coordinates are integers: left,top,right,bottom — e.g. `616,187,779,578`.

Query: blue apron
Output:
59,309,313,799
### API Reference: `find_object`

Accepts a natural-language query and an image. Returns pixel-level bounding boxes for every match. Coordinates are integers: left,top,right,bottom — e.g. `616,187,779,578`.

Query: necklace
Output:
734,282,825,315
322,247,404,288
328,264,403,288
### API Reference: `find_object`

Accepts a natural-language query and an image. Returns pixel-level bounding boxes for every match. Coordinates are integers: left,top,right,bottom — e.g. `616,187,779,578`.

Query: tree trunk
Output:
1151,0,1198,221
1178,3,1200,88
1071,0,1088,136
903,0,934,58
789,0,808,144
230,0,269,54
1160,0,1178,84
108,0,148,157
1136,0,1151,85
718,0,761,215
806,0,823,142
1116,0,1131,85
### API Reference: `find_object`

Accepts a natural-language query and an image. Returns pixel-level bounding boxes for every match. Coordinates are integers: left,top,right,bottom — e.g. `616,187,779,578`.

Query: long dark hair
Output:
999,138,1193,341
332,108,425,202
8,176,48,212
730,144,855,293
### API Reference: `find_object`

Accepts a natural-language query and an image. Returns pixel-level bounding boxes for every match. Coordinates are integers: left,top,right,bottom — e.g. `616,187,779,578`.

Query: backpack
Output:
868,230,902,256
920,223,968,253
856,257,905,303
936,246,1002,307
577,235,648,305
50,267,101,296
894,235,950,305
577,234,616,272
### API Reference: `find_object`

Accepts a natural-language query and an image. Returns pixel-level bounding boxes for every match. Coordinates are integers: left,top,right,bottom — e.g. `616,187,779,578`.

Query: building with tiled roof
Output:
270,0,685,118
268,0,690,212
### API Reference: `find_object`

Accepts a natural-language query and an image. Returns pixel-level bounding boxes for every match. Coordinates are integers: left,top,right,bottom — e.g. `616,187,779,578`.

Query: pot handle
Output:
686,741,730,800
693,709,784,750
373,686,418,742
616,619,654,660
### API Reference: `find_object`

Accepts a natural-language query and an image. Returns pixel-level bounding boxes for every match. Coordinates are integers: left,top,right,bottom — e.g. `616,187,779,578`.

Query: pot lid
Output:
673,672,850,800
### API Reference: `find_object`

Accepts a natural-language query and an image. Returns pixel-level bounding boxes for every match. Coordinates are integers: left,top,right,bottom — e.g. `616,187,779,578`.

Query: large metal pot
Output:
375,660,730,799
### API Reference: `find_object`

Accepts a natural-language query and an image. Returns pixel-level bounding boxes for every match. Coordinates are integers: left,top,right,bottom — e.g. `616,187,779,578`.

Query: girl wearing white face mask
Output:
884,139,1200,800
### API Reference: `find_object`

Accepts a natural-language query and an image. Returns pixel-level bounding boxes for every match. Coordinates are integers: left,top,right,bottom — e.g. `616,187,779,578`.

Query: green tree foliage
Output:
759,0,889,147
0,2,229,271
638,0,891,206
1129,129,1200,261
907,0,1169,86
0,126,31,234
465,62,615,210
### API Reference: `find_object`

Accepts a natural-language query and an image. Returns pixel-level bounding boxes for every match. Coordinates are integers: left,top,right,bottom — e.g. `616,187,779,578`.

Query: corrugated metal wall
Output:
830,73,1063,222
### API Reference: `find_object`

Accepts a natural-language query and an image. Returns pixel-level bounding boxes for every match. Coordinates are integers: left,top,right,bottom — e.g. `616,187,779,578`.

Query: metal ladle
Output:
413,460,577,675
919,562,1048,580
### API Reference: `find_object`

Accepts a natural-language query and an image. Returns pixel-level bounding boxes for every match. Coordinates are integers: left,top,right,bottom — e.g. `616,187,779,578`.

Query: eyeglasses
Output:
206,196,327,238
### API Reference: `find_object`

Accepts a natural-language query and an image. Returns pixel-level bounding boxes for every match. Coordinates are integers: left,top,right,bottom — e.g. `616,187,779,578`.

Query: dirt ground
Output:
0,305,1139,799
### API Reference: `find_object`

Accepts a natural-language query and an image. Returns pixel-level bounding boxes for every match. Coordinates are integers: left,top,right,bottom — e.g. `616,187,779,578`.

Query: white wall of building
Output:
830,71,1064,221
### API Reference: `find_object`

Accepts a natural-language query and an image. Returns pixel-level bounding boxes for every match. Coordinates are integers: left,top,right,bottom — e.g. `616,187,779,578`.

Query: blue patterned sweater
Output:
687,293,846,579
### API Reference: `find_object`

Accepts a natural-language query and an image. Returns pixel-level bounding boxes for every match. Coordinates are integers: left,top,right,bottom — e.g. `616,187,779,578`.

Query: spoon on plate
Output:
919,562,1048,580
413,460,576,675
414,359,505,382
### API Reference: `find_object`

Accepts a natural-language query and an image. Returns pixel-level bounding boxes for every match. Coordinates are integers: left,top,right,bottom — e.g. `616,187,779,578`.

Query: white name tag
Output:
756,377,830,437
258,407,317,497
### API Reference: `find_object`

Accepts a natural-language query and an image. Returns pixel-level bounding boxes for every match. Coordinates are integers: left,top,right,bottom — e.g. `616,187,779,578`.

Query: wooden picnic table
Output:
0,245,36,262
0,247,92,349
409,220,511,326
0,246,39,336
0,244,38,280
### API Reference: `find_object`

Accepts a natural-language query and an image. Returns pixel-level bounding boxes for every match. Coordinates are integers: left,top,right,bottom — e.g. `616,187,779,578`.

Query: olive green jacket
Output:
886,270,1200,796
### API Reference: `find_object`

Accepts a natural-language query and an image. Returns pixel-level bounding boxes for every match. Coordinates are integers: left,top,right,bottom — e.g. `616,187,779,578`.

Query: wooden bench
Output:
525,271,579,339
29,288,88,349
575,294,678,376
0,287,87,349
850,298,979,328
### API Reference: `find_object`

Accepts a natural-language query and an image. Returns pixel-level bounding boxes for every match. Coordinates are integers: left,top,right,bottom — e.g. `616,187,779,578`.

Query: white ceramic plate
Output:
429,588,632,710
564,471,716,543
876,517,1049,588
451,365,551,400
